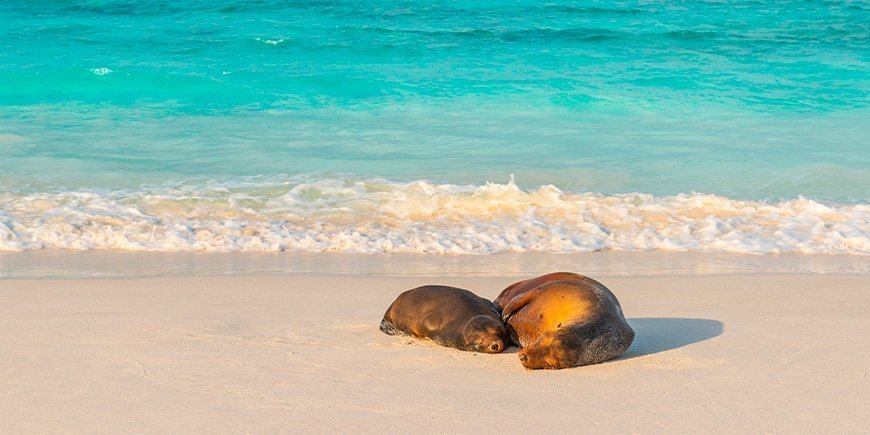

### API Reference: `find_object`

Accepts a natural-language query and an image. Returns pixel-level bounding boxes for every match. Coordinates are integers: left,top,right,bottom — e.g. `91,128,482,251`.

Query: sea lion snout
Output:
518,349,552,369
517,332,573,369
484,339,504,354
519,354,562,370
463,315,509,354
518,349,539,369
471,336,505,354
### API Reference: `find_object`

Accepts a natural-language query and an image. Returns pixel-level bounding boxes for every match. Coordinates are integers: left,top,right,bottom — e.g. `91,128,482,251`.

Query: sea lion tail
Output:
379,319,401,335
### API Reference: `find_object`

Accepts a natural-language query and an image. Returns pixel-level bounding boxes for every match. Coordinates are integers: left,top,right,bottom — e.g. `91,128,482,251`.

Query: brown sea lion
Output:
497,273,634,369
494,271,586,311
380,285,509,353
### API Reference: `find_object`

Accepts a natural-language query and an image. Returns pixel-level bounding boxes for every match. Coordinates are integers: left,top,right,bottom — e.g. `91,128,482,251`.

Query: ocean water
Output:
1,0,868,254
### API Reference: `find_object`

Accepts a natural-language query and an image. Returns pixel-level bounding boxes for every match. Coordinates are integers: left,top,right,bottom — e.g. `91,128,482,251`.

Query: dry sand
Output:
1,270,869,433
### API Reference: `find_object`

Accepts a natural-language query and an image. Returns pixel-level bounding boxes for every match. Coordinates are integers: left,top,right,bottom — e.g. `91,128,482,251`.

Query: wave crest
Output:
1,177,867,254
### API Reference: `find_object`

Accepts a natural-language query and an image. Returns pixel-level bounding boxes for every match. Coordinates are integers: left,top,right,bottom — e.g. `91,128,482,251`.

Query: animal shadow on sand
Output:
501,317,722,357
620,317,723,360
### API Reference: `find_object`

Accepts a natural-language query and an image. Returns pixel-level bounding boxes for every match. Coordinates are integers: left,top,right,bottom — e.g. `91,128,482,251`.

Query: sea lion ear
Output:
502,287,547,321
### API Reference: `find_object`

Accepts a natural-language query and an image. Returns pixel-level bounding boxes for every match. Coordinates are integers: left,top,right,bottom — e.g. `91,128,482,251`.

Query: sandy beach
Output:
2,256,868,433
3,0,868,432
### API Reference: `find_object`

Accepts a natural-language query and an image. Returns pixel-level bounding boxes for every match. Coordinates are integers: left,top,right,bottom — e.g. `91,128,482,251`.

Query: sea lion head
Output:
462,315,508,354
517,328,582,369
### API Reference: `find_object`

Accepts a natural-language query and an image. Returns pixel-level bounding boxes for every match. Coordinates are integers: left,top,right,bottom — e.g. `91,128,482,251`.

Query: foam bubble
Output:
0,177,867,254
254,37,285,45
89,67,113,76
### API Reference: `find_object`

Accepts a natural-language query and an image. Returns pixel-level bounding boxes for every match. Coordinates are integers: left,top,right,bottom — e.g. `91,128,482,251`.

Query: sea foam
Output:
89,67,113,76
1,177,867,254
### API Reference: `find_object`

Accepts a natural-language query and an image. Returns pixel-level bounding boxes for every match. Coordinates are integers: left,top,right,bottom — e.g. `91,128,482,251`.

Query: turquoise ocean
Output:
1,0,868,254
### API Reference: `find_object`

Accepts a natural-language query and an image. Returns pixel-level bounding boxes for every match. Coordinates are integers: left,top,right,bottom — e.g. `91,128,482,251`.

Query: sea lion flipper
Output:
502,287,547,321
380,319,401,335
494,279,527,311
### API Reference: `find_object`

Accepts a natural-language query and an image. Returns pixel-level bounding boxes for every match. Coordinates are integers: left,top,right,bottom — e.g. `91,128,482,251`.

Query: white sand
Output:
1,272,869,432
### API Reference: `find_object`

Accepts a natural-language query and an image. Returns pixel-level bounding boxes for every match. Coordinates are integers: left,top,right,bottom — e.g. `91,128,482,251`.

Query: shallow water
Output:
3,250,868,279
1,1,868,253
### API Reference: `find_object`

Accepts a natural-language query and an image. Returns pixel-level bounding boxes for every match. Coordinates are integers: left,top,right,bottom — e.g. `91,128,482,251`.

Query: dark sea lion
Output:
380,285,509,353
497,273,634,369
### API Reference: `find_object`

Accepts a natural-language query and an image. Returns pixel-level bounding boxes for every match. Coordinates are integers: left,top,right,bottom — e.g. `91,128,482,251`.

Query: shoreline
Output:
2,250,869,279
2,273,868,432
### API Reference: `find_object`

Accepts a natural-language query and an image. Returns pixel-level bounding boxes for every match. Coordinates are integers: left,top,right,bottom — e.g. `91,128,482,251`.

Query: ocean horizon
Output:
1,0,868,254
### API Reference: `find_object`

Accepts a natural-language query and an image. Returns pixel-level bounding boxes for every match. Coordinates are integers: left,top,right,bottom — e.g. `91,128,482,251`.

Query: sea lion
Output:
494,271,586,311
380,285,509,353
497,273,634,369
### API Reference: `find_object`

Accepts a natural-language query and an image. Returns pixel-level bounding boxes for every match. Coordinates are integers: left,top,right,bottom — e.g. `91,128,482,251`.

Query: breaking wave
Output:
1,177,867,254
